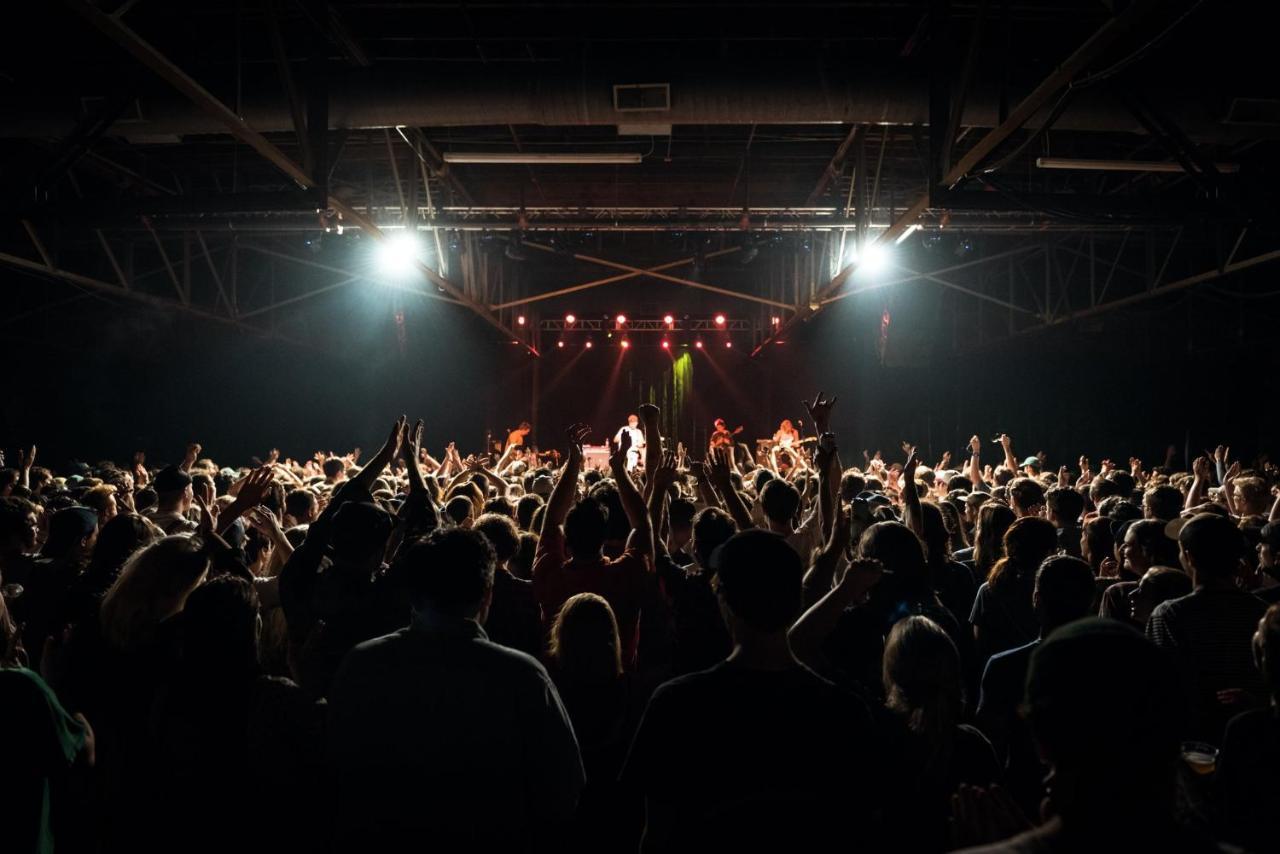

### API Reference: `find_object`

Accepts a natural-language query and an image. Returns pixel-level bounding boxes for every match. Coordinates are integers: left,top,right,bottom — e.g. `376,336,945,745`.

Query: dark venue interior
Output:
2,2,1279,853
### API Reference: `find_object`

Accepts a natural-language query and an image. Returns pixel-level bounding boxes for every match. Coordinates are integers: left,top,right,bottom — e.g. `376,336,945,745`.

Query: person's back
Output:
622,531,882,852
326,529,584,848
1215,603,1280,852
1146,514,1267,740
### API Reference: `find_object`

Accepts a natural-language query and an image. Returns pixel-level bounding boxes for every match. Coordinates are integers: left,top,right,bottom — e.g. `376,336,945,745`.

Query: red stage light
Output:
616,314,627,325
725,340,733,348
585,340,593,348
770,316,780,326
620,339,631,349
695,340,704,349
516,315,526,326
565,313,576,324
714,314,726,326
557,340,565,348
661,339,670,349
663,314,675,325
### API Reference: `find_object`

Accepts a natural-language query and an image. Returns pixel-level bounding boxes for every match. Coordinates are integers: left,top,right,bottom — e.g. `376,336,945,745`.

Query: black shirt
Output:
1217,705,1280,852
621,660,883,852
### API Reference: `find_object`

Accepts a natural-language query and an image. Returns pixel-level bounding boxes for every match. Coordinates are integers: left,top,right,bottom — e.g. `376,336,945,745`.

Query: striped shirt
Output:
1146,587,1268,740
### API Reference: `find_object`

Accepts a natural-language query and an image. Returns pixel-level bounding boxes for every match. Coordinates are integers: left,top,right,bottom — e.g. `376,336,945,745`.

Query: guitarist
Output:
709,418,743,452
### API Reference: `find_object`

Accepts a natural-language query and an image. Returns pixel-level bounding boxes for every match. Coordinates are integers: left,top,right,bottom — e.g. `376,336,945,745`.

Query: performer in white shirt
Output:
613,414,646,471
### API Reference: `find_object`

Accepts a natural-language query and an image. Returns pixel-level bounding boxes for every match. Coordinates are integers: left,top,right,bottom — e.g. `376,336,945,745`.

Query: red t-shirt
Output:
533,525,654,668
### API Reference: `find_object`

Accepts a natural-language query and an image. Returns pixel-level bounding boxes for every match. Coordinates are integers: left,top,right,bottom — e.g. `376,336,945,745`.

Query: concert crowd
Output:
2,399,1278,853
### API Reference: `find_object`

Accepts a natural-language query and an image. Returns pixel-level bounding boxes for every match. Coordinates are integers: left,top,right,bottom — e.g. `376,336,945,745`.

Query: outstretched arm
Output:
999,434,1017,473
709,447,754,531
611,432,654,564
639,404,663,500
542,424,590,535
789,558,884,675
901,451,924,539
1186,456,1211,510
968,435,984,489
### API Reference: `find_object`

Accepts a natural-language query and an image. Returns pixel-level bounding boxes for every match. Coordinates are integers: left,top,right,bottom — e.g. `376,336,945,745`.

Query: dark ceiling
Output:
1,0,1277,355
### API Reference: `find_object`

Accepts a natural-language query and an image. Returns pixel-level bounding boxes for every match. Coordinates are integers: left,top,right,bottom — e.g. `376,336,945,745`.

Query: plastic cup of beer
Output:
1180,741,1218,776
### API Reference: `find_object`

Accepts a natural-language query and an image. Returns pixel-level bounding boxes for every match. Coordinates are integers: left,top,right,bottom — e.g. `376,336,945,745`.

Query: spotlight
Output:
585,340,593,349
695,340,704,349
663,314,675,326
853,242,891,278
620,339,631,349
557,339,565,348
375,232,425,276
565,313,576,325
615,314,627,325
516,315,526,326
661,339,670,349
725,340,733,349
770,316,780,326
714,314,726,326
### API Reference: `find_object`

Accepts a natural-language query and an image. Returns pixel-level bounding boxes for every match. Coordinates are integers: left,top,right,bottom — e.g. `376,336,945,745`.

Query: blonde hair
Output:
548,593,622,684
100,536,210,651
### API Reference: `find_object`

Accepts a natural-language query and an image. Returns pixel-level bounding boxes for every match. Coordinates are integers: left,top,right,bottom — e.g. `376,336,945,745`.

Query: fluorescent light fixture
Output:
1035,157,1239,173
442,152,644,165
895,224,921,245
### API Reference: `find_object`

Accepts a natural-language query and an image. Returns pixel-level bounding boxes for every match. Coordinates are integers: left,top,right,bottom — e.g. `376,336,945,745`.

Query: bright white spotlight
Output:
376,232,425,276
849,242,892,279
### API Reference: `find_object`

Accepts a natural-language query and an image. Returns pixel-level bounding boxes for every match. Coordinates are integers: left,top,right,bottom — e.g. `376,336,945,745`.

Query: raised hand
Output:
236,467,275,508
1193,455,1212,480
181,442,202,472
245,506,283,539
1224,460,1242,482
652,450,679,491
1214,445,1230,464
637,403,660,424
1058,465,1069,487
194,492,217,535
900,440,916,459
997,433,1012,450
565,423,591,463
938,450,952,469
708,447,733,489
402,419,424,465
969,435,981,456
903,450,920,482
802,391,838,434
836,557,884,600
17,445,36,471
609,428,632,471
267,448,280,464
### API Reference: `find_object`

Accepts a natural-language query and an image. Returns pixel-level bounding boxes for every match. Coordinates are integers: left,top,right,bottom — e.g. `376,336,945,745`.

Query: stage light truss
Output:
540,317,751,332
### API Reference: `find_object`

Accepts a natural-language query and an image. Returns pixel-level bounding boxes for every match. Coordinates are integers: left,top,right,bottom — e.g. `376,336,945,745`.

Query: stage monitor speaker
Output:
582,444,611,470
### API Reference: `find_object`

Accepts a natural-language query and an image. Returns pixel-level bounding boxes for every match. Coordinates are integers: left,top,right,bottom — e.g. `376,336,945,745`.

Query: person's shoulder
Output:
0,665,49,693
343,627,413,661
1224,705,1276,741
985,639,1036,673
475,636,557,684
1151,590,1197,621
952,826,1054,854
